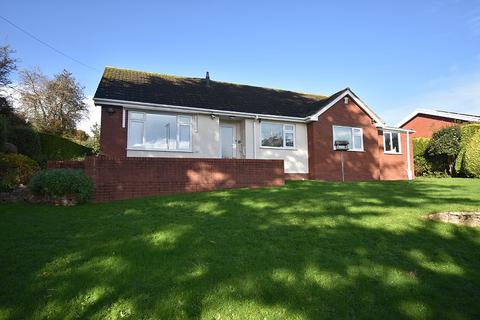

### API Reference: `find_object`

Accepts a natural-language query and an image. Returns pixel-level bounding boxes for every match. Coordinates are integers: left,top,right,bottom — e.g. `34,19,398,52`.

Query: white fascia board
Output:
396,108,480,128
307,89,385,126
377,125,415,133
93,97,310,123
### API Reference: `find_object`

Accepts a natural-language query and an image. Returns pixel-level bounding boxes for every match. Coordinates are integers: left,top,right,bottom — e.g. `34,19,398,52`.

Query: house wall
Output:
307,96,412,181
401,114,463,138
377,130,414,180
100,105,127,157
244,119,309,174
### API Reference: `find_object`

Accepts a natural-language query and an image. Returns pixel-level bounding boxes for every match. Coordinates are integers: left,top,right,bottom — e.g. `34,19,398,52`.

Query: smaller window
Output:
384,131,401,154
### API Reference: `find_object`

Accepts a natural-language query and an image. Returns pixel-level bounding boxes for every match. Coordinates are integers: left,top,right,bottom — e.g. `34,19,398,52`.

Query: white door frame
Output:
220,124,237,158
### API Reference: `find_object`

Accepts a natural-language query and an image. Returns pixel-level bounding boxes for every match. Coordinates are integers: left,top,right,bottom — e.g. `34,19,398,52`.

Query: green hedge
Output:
28,169,94,203
413,138,432,176
455,124,480,174
7,127,42,162
39,132,93,162
0,153,40,191
463,130,480,177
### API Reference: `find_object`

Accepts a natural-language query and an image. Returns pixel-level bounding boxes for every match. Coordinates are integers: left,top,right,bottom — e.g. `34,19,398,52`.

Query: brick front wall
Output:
49,156,284,202
307,95,413,181
401,114,464,138
100,105,127,157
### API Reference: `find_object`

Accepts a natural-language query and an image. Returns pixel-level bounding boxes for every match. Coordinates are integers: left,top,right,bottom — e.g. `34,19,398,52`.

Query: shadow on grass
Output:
1,179,480,319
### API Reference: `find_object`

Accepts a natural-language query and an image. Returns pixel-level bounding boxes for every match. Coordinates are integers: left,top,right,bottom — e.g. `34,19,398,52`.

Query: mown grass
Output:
1,178,479,319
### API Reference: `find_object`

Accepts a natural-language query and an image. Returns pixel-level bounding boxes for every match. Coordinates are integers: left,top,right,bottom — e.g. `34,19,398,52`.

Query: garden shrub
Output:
413,138,432,176
0,153,40,191
455,123,480,175
463,131,480,178
427,125,461,175
39,132,93,162
7,127,42,162
28,169,94,204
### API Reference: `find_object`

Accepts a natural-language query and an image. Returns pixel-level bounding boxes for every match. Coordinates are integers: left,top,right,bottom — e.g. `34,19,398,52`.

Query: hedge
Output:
28,169,95,204
413,137,432,176
39,132,93,162
7,127,42,162
0,117,6,152
463,130,480,177
0,153,40,191
455,124,480,174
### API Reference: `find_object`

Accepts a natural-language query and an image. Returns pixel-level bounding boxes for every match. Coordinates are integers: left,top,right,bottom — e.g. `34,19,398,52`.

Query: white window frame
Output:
332,125,364,152
127,110,193,152
260,122,296,149
383,131,402,154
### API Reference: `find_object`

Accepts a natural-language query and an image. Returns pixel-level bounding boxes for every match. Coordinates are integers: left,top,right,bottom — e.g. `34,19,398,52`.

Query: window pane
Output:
145,114,176,149
179,124,191,150
284,124,294,132
178,115,191,124
262,123,283,147
333,127,352,148
285,132,294,147
129,112,144,120
384,132,391,151
353,135,362,150
392,133,400,152
128,121,143,147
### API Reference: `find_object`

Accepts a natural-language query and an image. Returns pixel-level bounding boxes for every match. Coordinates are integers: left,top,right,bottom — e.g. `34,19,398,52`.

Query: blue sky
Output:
1,0,480,130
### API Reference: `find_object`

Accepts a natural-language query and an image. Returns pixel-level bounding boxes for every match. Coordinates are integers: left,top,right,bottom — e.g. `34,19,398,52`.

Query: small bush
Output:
463,131,480,178
28,169,94,203
39,132,93,162
427,125,461,175
413,137,430,157
7,127,42,162
0,153,40,191
413,138,432,176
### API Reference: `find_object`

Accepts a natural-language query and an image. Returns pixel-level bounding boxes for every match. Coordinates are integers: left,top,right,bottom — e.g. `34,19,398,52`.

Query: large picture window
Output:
384,131,401,154
128,111,192,151
332,125,364,151
261,122,295,148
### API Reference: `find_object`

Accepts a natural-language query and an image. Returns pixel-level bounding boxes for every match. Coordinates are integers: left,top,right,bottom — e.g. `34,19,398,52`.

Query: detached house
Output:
93,67,414,182
398,109,480,138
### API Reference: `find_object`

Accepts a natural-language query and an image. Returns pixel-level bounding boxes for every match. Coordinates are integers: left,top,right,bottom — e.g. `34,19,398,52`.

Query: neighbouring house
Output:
398,109,480,138
93,67,414,182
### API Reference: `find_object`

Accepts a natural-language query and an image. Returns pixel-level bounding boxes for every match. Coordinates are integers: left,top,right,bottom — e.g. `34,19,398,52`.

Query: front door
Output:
220,125,236,158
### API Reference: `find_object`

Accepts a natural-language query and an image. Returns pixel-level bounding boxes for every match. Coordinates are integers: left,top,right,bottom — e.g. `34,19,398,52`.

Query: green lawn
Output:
1,178,480,319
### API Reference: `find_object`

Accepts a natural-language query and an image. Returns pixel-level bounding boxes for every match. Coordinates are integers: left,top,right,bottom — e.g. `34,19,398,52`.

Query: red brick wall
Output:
308,97,381,181
307,95,412,181
377,130,414,180
47,160,85,170
401,114,463,138
100,105,127,157
49,156,284,202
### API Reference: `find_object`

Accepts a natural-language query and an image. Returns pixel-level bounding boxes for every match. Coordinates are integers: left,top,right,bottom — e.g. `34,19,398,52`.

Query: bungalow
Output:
93,67,414,181
398,109,480,138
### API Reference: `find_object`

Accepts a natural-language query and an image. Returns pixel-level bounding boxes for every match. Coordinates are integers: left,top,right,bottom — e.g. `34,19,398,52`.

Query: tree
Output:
86,123,100,154
0,45,17,87
427,125,461,175
18,68,88,135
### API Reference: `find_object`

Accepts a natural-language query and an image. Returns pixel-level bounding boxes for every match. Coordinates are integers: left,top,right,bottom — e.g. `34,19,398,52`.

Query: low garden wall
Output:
48,156,285,202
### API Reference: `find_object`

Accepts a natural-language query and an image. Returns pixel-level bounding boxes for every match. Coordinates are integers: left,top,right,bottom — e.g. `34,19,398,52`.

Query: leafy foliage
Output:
0,116,6,152
85,123,100,154
7,126,42,162
427,126,461,175
38,132,93,162
0,153,39,191
455,124,480,175
0,45,17,87
28,169,94,203
0,97,27,127
413,138,432,176
463,131,480,178
18,68,88,135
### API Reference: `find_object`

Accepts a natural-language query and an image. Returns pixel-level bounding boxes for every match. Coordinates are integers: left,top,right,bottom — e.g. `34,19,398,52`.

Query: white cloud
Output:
78,97,101,134
385,73,480,126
